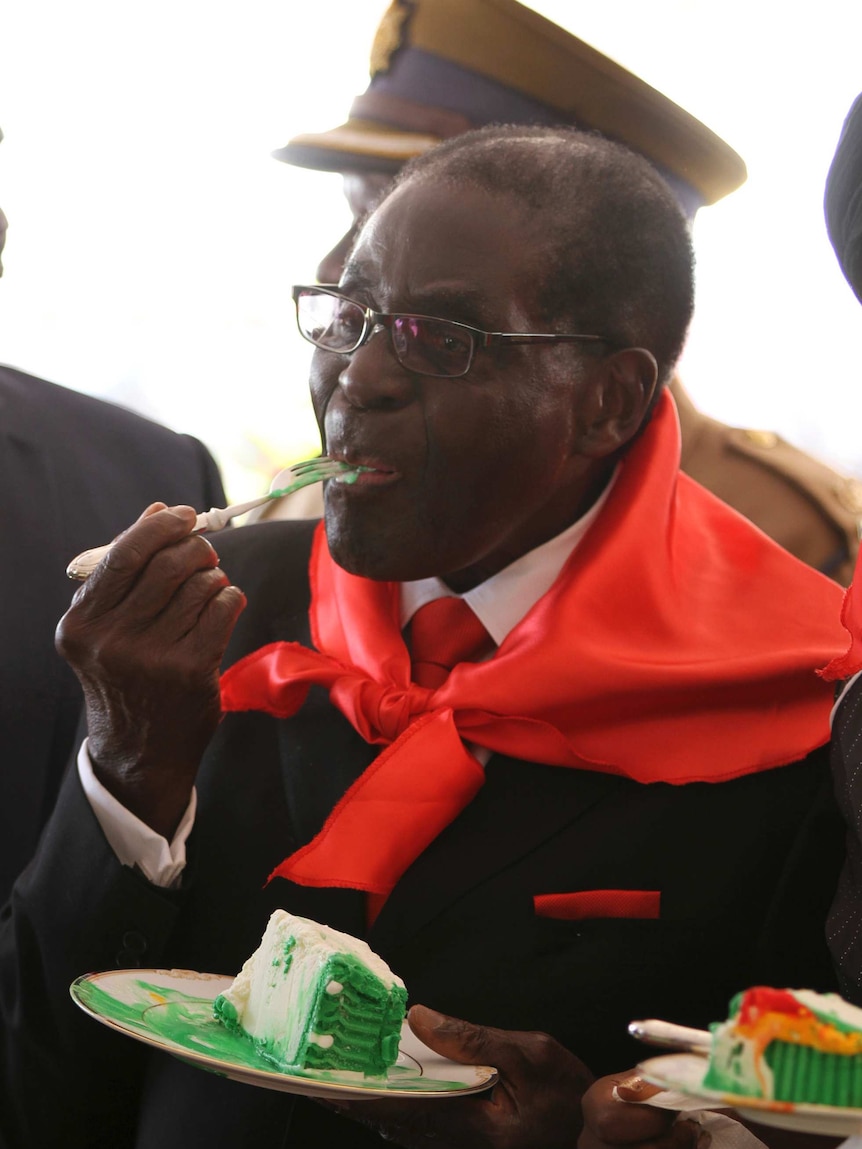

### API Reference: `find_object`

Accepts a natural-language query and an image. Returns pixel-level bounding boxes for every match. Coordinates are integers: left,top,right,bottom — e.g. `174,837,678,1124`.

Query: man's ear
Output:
576,348,659,458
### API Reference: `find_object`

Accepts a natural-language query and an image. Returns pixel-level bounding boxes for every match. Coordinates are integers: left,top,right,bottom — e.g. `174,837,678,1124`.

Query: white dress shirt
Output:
79,477,616,888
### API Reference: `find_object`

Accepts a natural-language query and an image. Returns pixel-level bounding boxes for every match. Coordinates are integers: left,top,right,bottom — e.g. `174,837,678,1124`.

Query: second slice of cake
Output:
213,909,407,1077
703,986,862,1105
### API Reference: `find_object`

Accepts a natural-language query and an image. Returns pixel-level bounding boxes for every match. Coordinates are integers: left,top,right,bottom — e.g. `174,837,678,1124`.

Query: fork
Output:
628,1020,711,1054
66,456,357,581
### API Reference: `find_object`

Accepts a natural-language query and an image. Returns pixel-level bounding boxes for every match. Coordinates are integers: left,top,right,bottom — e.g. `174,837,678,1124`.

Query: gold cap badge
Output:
742,429,779,450
370,0,414,77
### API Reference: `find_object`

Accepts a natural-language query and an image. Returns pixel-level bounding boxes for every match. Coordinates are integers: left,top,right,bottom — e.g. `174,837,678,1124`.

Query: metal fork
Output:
628,1020,711,1054
66,456,354,581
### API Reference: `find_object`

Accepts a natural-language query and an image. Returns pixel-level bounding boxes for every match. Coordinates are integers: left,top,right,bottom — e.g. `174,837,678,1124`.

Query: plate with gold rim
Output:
639,1052,862,1135
70,968,498,1100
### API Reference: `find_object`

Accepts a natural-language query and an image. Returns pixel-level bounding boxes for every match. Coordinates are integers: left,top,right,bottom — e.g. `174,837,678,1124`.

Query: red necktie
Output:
366,596,494,926
409,596,493,688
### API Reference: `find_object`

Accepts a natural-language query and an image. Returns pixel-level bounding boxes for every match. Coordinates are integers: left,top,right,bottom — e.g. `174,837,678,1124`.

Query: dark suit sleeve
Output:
0,523,314,1148
0,765,182,1149
0,370,228,902
825,92,862,306
828,677,862,1002
179,432,227,512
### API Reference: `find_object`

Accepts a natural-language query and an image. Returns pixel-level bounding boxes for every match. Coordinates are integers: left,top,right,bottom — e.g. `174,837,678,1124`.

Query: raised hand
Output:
55,503,246,838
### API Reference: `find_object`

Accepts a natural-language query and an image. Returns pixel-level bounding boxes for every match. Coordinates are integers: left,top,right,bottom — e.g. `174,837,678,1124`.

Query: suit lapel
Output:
276,686,379,856
370,754,627,950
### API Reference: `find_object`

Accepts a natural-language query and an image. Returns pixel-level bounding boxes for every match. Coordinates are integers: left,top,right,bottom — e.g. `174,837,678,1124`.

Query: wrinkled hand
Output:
55,504,245,837
583,1074,849,1149
579,1072,702,1149
324,1004,594,1148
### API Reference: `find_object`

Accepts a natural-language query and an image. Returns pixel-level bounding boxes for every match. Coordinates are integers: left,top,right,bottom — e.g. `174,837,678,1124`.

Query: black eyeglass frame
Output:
292,284,617,379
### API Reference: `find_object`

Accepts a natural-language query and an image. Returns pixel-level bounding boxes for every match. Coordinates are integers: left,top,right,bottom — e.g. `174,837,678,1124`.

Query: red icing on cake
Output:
738,987,813,1026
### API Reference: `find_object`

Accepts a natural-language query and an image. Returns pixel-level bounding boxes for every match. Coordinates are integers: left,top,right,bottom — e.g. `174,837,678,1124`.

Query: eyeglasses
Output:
292,284,615,379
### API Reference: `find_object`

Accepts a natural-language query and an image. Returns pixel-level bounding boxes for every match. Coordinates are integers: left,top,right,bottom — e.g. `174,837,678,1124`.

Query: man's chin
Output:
323,519,436,584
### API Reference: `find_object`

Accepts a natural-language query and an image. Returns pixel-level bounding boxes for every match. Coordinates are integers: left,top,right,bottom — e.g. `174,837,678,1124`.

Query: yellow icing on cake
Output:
736,1010,862,1057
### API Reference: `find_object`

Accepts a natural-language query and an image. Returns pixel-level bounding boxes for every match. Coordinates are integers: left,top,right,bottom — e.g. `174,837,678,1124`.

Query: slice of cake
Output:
213,909,407,1077
703,986,862,1106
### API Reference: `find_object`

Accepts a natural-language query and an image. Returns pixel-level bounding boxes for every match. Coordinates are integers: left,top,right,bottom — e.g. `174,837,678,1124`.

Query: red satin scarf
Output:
220,391,848,896
822,580,862,681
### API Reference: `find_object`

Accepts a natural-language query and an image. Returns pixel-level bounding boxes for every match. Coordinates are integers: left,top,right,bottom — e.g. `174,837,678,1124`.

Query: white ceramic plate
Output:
640,1051,862,1135
70,968,498,1101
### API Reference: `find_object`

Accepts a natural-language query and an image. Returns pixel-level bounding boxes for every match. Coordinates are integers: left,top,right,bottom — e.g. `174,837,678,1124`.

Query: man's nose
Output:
337,324,416,411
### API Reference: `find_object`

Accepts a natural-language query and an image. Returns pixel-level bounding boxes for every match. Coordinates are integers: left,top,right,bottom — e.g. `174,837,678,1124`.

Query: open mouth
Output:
332,453,395,473
330,456,399,486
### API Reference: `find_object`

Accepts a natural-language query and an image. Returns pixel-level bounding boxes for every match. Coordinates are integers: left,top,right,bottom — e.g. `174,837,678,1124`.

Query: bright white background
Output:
2,1,862,502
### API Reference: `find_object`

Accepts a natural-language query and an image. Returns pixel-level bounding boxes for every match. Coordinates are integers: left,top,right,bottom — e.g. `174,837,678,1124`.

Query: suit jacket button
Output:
116,930,147,967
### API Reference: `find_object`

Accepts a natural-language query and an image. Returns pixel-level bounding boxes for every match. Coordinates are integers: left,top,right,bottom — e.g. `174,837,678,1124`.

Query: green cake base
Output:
214,910,408,1078
765,1042,862,1107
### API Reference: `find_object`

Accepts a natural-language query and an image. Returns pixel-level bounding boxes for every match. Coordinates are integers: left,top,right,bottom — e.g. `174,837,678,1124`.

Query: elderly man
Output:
266,0,862,583
1,126,847,1148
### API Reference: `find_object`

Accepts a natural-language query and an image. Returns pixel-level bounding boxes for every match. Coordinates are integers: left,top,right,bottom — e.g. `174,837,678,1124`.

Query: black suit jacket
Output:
0,364,225,901
0,520,845,1148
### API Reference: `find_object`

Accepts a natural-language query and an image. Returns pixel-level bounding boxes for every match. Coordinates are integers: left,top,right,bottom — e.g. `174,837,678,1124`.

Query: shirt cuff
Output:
77,738,196,889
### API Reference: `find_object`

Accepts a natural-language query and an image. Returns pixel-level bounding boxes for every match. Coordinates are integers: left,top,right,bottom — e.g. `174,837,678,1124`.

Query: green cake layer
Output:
766,1042,862,1106
298,952,405,1073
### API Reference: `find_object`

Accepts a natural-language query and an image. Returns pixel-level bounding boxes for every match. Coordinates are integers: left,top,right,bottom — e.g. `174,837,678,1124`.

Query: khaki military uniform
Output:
252,378,862,587
671,379,862,585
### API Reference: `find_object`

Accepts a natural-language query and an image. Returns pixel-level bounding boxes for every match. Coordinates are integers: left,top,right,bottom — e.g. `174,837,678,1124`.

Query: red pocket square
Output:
534,889,661,921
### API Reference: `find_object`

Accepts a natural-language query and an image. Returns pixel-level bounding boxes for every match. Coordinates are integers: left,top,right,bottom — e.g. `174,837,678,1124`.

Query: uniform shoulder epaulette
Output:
724,425,861,584
729,426,862,534
673,381,860,584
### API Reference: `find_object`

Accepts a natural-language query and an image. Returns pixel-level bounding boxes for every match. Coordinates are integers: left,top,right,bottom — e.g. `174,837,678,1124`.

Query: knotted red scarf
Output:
220,391,847,896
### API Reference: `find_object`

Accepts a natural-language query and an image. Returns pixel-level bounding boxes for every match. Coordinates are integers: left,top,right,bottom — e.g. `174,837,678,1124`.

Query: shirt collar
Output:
400,470,618,646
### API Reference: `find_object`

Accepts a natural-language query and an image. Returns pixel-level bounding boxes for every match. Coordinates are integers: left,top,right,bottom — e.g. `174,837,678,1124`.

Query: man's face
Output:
316,172,395,284
310,177,605,590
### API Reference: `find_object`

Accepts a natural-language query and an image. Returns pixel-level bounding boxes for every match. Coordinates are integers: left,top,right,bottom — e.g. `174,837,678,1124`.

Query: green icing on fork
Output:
266,463,371,500
65,461,374,581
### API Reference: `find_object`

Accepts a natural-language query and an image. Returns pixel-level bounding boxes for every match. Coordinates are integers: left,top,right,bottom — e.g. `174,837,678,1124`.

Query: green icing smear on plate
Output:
74,978,466,1091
